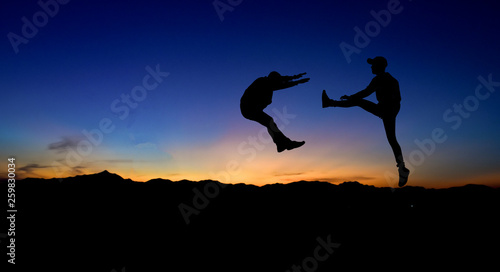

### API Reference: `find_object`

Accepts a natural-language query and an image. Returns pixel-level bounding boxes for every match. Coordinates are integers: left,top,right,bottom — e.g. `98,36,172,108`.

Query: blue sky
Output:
1,0,500,188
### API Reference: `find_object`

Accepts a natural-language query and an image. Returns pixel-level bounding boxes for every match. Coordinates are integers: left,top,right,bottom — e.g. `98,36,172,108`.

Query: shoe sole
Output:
277,141,305,153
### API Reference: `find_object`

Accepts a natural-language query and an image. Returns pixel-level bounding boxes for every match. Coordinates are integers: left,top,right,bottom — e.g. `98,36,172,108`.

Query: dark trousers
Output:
240,105,290,146
333,99,404,165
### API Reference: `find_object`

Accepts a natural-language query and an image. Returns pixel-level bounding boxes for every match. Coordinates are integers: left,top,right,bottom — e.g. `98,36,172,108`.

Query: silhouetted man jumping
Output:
322,57,410,187
241,71,309,152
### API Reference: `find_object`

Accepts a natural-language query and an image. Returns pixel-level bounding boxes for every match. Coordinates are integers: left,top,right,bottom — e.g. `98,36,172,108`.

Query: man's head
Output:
367,56,387,75
268,71,282,80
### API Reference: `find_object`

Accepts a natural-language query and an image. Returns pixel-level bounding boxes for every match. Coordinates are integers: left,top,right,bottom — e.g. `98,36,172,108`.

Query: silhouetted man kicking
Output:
322,57,410,187
241,71,309,152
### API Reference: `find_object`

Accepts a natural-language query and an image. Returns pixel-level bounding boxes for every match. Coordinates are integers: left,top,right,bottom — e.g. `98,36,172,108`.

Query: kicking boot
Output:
322,90,334,108
277,140,305,153
397,162,410,187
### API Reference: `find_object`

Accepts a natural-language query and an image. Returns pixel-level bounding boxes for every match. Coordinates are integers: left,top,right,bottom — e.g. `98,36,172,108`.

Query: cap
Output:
367,56,387,67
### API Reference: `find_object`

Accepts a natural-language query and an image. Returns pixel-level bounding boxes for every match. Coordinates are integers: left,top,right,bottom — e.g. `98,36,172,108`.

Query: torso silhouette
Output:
240,77,280,111
372,72,401,106
374,72,401,105
353,72,401,106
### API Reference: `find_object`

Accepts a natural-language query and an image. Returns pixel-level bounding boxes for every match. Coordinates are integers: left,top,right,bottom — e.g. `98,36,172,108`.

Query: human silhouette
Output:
241,71,309,152
322,57,410,187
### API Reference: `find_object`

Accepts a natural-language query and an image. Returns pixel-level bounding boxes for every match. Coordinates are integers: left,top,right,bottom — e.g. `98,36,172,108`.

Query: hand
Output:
290,72,307,80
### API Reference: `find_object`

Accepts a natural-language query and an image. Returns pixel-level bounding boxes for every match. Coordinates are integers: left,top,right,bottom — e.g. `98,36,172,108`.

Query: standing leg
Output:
383,117,410,187
382,117,403,165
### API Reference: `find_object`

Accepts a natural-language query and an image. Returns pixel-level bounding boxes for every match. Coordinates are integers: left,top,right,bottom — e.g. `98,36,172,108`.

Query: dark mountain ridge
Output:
17,169,499,191
5,171,500,271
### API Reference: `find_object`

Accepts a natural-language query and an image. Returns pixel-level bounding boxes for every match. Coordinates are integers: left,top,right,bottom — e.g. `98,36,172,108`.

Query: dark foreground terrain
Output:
3,171,500,271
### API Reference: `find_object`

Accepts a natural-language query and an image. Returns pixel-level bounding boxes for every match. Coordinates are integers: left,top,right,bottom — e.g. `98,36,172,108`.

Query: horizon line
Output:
7,169,500,190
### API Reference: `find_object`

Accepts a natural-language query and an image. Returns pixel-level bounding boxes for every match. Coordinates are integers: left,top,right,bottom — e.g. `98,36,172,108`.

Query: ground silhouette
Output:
5,171,499,271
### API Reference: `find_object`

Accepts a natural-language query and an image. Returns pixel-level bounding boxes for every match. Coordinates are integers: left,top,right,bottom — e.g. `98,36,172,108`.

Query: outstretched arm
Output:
282,72,307,81
274,77,310,91
341,81,376,100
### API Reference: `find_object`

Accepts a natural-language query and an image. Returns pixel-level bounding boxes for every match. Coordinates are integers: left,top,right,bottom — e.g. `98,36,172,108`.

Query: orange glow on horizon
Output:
9,165,500,189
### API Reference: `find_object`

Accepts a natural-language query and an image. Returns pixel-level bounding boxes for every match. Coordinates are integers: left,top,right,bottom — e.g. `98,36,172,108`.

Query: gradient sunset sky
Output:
2,0,500,188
